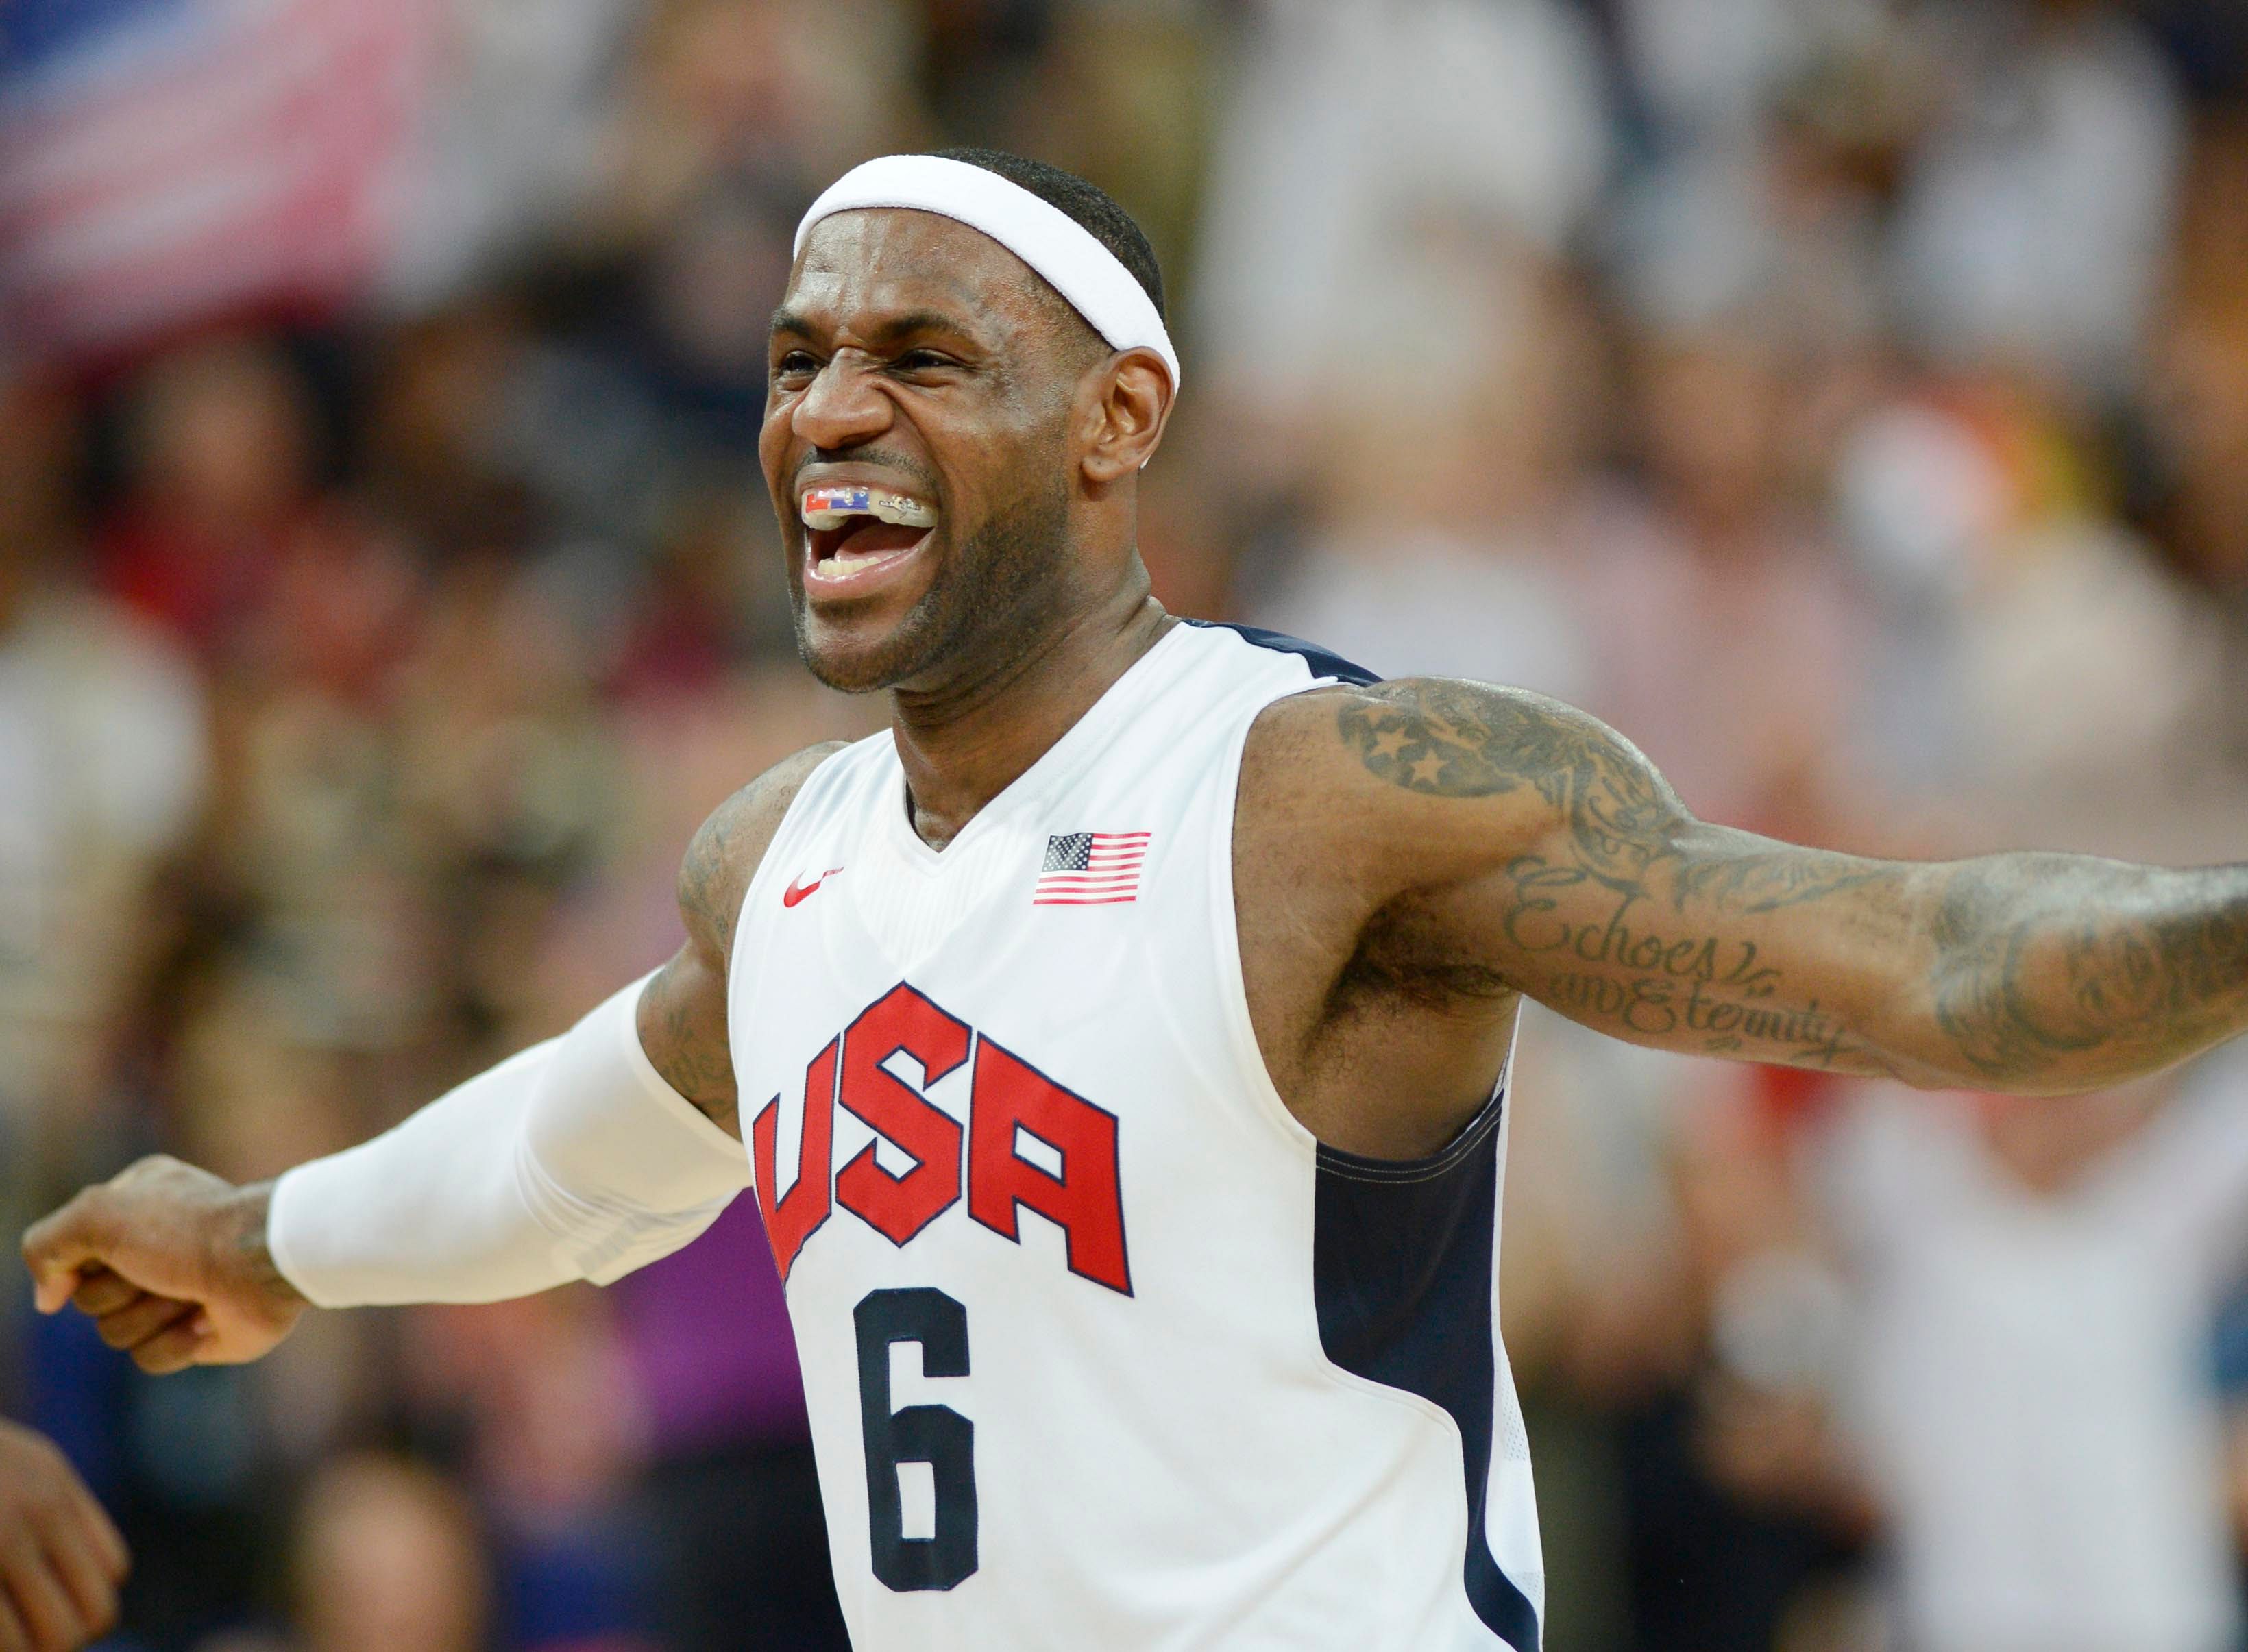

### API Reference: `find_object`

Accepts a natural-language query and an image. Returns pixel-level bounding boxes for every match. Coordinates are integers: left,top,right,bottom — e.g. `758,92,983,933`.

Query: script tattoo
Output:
1338,680,1901,1072
1339,680,2248,1086
1337,681,1892,910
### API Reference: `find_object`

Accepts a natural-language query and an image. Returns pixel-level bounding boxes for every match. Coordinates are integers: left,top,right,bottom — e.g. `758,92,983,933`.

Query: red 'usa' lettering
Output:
752,983,1132,1296
753,1036,835,1283
968,1037,1130,1294
833,984,972,1246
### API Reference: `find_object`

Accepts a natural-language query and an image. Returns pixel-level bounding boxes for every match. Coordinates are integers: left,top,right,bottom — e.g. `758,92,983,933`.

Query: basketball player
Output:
0,1420,128,1652
23,151,2248,1651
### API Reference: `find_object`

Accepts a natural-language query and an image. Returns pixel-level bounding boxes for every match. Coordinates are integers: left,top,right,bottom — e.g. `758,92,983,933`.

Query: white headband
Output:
794,154,1180,393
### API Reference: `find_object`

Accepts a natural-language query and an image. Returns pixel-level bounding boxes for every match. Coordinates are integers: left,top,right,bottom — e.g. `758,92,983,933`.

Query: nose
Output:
791,352,895,454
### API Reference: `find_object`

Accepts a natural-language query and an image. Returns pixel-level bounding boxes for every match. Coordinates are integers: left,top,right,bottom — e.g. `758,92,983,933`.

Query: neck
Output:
890,572,1171,849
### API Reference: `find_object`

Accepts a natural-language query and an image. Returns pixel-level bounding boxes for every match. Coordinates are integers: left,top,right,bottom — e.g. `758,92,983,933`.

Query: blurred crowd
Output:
5,1,2248,1649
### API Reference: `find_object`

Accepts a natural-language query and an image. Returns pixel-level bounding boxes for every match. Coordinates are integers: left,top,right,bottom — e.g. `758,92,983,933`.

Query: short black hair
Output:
929,147,1166,323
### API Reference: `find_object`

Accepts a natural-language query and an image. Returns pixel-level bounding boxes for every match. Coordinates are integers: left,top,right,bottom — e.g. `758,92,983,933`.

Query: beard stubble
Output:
792,465,1075,695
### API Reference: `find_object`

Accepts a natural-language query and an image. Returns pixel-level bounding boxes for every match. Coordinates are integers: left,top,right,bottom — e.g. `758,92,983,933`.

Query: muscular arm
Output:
24,743,844,1374
1330,678,2248,1093
635,741,846,1135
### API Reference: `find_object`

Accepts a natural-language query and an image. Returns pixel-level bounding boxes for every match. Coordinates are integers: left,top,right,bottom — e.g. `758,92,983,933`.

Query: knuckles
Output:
112,1152,188,1192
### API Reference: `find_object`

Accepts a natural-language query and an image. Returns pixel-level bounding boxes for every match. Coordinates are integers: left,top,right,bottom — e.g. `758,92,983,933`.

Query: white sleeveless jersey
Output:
725,621,1543,1651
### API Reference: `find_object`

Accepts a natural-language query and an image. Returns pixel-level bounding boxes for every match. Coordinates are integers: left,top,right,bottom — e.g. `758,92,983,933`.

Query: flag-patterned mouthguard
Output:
800,484,939,531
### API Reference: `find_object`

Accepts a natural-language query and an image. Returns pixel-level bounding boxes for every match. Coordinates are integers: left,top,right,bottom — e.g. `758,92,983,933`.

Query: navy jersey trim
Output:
1317,1086,1507,1185
1210,613,1535,1646
1312,1094,1539,1652
1180,618,1382,688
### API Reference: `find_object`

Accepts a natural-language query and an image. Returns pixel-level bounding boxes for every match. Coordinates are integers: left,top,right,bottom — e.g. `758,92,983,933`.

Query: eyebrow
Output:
768,308,981,348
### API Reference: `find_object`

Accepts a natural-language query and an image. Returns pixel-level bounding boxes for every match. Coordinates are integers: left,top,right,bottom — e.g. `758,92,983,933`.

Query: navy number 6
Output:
854,1287,979,1591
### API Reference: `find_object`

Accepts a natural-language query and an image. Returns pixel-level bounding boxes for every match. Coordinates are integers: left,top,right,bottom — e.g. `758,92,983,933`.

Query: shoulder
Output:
678,741,853,961
1242,677,1681,883
1248,676,1643,801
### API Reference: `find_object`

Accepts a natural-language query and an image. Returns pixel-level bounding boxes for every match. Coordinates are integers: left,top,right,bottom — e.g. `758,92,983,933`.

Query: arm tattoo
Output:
648,964,739,1109
637,744,845,1130
1929,859,2248,1082
677,795,748,957
1340,680,2248,1087
1339,681,1906,1072
1339,679,1678,891
643,787,763,1123
1338,681,1890,910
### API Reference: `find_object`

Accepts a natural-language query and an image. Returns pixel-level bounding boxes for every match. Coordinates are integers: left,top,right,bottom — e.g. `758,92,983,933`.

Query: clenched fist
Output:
0,1422,129,1652
20,1157,306,1376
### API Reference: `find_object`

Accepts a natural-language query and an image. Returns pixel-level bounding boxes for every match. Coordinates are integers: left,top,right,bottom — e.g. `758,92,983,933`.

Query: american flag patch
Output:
1033,831,1150,906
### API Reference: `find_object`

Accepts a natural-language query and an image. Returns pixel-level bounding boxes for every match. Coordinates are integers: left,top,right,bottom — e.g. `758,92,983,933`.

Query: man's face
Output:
761,209,1097,693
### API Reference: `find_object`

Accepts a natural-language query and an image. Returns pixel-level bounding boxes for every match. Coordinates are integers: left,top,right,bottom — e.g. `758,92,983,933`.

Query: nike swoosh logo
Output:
783,868,843,908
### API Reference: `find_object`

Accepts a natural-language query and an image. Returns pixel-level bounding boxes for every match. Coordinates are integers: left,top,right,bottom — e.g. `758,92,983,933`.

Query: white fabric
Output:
1193,0,1609,402
729,622,1536,1649
795,153,1180,392
1252,528,1596,704
0,593,206,1123
1817,1054,2248,1652
268,975,750,1308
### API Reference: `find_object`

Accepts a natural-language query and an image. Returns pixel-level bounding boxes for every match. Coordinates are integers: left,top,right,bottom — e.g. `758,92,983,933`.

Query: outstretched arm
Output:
1336,679,2248,1092
21,745,842,1374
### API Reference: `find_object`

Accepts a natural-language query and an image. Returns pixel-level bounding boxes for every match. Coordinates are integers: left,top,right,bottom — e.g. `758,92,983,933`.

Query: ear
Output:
1077,349,1175,485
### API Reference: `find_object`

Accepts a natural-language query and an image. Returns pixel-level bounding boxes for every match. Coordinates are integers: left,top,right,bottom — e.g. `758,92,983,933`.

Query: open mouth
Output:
800,483,938,594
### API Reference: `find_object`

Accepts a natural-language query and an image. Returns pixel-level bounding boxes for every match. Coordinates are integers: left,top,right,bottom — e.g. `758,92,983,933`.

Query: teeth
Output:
820,547,901,572
800,484,938,531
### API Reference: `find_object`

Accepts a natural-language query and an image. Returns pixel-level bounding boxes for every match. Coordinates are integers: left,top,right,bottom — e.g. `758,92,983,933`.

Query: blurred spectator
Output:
286,1454,491,1652
1889,1,2186,399
1608,0,1927,344
1833,371,2230,856
1574,328,1869,832
1248,258,1606,698
1193,0,1612,428
589,0,925,253
99,338,348,666
0,376,208,1230
1816,1052,2248,1652
614,1201,851,1652
381,0,643,308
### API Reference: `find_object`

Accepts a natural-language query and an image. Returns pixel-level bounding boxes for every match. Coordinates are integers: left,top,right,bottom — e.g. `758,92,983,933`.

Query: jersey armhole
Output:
1200,669,1338,1162
726,739,870,985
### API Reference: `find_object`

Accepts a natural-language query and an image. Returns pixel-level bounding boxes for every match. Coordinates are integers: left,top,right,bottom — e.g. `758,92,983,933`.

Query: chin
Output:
798,647,901,696
794,605,946,695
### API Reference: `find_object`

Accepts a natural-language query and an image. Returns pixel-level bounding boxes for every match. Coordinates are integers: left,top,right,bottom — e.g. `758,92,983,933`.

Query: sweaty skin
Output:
23,204,2248,1365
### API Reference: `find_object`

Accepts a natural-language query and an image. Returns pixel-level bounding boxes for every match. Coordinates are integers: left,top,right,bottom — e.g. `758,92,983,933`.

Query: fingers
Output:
1,1530,84,1652
128,1312,210,1377
39,1254,210,1378
36,1518,122,1647
93,1292,198,1355
62,1486,128,1589
36,1220,209,1371
66,1269,138,1319
0,1520,115,1652
0,1427,129,1651
19,1193,116,1317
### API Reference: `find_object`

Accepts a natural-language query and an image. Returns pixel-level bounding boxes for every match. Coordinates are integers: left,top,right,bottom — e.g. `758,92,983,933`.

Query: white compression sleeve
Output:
267,976,751,1309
